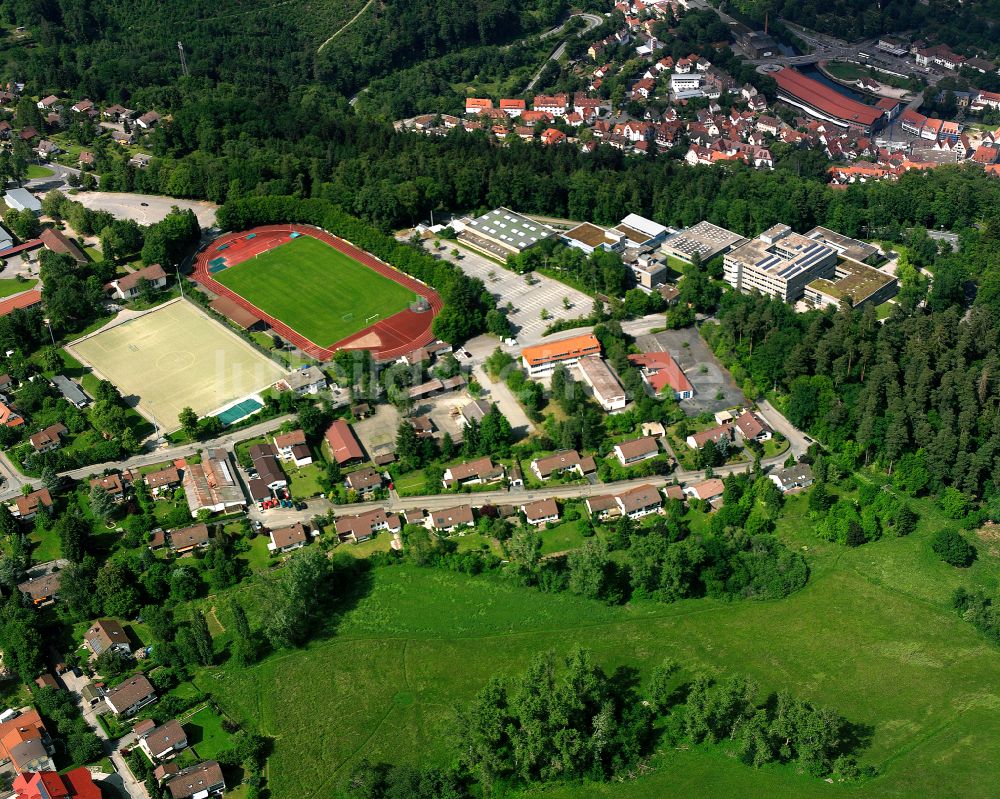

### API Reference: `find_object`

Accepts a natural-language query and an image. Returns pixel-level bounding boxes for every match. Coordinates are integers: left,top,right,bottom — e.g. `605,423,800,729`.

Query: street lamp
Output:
43,317,55,347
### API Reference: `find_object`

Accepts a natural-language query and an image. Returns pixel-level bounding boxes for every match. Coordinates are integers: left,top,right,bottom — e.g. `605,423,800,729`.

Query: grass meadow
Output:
194,491,1000,799
215,235,415,347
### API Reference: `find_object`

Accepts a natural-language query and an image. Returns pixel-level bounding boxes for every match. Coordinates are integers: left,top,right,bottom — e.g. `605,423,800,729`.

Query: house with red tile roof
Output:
325,419,364,465
13,768,100,799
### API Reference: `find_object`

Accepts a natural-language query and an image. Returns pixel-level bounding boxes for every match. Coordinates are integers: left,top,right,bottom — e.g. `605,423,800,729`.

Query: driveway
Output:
24,163,80,194
756,399,811,459
73,192,218,228
60,670,149,799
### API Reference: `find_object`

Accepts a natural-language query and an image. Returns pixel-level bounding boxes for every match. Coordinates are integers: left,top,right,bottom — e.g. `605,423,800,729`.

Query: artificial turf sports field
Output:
67,300,284,431
213,235,417,348
196,483,1000,799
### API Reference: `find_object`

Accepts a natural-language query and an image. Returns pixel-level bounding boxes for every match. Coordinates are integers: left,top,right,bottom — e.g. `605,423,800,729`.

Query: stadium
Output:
192,224,442,361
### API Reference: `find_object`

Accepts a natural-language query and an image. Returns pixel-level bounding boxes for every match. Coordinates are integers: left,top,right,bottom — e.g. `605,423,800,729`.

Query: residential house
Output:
136,719,187,762
165,761,225,799
532,94,568,116
28,423,66,454
769,463,814,492
84,619,131,657
541,127,567,146
0,401,24,430
613,436,659,466
345,466,382,494
465,98,493,116
267,523,312,553
145,466,181,495
106,263,167,300
13,489,53,520
499,99,525,117
17,572,61,606
684,478,725,503
136,111,160,129
585,494,618,520
168,523,211,555
408,415,435,439
104,674,157,717
522,498,560,526
685,424,735,450
248,443,286,491
36,95,60,110
334,509,400,543
13,769,101,799
0,708,55,774
89,473,127,502
280,366,327,395
442,457,505,489
734,410,772,442
325,419,364,465
615,484,663,519
428,505,475,533
530,450,596,480
273,429,313,466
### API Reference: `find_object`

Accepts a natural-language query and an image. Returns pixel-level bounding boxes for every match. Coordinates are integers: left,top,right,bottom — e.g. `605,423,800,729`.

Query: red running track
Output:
191,224,442,361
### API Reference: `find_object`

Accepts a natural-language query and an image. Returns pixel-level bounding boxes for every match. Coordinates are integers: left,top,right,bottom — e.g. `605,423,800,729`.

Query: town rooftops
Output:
325,419,363,464
521,333,601,368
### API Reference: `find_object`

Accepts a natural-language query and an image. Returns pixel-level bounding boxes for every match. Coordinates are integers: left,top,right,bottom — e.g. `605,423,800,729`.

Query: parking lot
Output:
74,191,218,228
352,404,401,459
635,327,746,416
422,241,592,346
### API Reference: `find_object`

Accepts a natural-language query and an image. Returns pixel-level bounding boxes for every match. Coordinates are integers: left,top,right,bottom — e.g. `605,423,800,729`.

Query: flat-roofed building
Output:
803,257,898,310
723,224,838,302
662,221,748,264
803,226,879,264
576,356,626,411
562,223,624,254
521,333,601,376
461,207,554,255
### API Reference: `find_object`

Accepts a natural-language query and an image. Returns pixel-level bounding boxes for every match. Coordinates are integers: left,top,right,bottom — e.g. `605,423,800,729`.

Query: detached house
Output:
84,619,131,657
442,457,505,489
28,423,66,454
769,463,814,492
273,429,312,466
135,719,187,762
685,424,734,450
13,489,52,520
522,498,560,526
615,484,663,519
335,509,400,543
168,523,211,555
345,466,382,494
267,522,312,553
428,504,475,533
90,472,127,502
104,674,157,718
106,263,167,300
734,410,772,442
165,760,225,799
530,450,596,481
613,436,659,466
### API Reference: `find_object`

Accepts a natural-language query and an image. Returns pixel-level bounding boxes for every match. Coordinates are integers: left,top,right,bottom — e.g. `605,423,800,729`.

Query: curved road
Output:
526,13,604,92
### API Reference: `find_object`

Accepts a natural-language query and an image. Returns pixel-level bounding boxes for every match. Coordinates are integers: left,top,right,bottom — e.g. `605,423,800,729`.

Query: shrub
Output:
931,529,977,567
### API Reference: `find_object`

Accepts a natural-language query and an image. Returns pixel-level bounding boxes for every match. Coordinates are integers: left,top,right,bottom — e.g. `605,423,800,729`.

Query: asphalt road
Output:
526,13,603,92
25,162,81,193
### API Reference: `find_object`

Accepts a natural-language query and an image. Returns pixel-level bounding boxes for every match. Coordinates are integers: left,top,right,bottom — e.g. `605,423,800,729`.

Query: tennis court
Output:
67,300,285,432
213,235,416,348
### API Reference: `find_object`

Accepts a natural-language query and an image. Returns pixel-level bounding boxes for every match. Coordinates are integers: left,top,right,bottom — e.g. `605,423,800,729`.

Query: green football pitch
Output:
214,235,416,347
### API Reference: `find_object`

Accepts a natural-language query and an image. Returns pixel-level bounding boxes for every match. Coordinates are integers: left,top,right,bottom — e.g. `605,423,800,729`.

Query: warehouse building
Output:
576,356,627,412
461,207,555,256
661,221,748,264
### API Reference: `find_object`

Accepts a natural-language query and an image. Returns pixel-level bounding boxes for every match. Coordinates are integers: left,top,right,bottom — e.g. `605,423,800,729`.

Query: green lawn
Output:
0,278,37,298
214,235,416,347
286,462,324,498
184,706,230,760
29,529,61,563
194,492,1000,799
538,514,589,555
26,164,54,179
236,535,274,574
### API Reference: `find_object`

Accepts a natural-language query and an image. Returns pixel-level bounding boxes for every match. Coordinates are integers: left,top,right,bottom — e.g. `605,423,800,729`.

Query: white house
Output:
107,263,167,299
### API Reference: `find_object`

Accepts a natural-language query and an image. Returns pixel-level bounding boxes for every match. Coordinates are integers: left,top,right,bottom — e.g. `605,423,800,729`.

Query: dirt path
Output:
317,0,374,54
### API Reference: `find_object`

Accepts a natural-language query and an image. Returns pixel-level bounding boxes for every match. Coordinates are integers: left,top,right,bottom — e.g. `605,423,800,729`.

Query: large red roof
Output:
0,289,42,317
773,68,883,127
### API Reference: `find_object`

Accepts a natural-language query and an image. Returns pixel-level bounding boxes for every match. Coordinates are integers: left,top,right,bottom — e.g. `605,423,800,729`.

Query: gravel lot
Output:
635,327,746,416
74,191,218,228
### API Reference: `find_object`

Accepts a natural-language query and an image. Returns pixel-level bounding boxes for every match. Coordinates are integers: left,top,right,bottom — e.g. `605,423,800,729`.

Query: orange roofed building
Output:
520,333,601,376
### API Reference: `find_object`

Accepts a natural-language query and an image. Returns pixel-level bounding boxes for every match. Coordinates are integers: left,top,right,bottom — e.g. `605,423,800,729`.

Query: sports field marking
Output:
214,235,415,348
67,300,285,432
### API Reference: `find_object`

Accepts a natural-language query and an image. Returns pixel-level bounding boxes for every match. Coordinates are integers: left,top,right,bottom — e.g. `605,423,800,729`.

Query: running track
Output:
191,224,442,361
